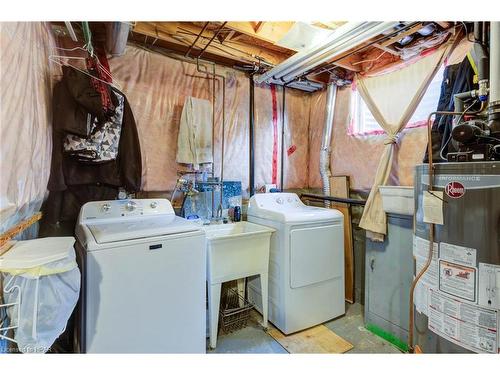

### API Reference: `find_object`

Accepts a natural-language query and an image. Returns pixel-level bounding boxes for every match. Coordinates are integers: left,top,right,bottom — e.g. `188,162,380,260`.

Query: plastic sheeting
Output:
108,46,250,195
0,22,57,235
0,25,439,222
283,88,312,189
108,47,313,196
307,87,428,191
253,83,283,190
254,83,313,191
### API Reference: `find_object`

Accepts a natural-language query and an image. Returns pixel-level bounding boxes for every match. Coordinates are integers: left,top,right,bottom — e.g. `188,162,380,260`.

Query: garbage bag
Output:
1,247,80,353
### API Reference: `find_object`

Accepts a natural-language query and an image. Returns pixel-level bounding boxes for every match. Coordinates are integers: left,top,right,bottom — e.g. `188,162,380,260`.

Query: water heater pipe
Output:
409,102,487,352
490,22,500,103
319,83,337,208
488,22,500,132
105,22,131,57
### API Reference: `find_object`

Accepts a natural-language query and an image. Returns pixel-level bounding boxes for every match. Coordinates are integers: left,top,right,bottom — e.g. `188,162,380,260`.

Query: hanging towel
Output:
176,96,213,170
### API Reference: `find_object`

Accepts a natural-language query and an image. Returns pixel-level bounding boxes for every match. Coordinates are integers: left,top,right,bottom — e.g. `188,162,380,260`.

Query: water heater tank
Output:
413,161,500,353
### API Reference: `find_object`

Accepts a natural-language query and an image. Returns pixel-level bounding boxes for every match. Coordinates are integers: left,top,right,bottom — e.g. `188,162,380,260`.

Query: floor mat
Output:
267,325,354,354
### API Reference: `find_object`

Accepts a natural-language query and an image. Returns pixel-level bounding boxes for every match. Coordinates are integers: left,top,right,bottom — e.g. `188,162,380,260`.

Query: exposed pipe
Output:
300,193,366,206
473,21,482,43
453,90,477,128
473,22,489,101
64,22,78,42
280,86,286,190
196,59,226,218
185,22,210,58
319,83,337,208
219,65,226,212
488,22,500,132
105,22,131,57
249,76,255,196
196,22,227,59
409,101,487,353
452,23,492,129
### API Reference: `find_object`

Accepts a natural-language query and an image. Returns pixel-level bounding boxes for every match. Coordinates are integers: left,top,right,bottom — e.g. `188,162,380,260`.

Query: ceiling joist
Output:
128,21,456,87
132,22,293,66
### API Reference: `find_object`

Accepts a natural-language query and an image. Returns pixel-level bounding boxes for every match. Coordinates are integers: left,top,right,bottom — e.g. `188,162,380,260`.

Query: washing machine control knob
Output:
150,201,158,209
276,197,284,204
101,203,111,212
125,201,137,211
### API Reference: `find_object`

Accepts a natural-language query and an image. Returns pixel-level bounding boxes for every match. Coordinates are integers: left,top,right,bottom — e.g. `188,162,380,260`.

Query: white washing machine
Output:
247,193,345,334
75,198,206,353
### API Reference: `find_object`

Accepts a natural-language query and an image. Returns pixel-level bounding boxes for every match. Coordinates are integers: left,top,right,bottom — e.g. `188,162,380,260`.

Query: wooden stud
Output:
253,21,265,33
224,30,236,42
225,21,294,45
230,32,246,42
329,176,355,304
330,57,362,72
312,21,347,30
0,212,42,250
436,21,451,29
373,43,401,57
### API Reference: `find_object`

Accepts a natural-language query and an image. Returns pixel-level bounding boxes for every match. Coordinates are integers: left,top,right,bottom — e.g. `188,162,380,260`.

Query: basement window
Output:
349,65,445,136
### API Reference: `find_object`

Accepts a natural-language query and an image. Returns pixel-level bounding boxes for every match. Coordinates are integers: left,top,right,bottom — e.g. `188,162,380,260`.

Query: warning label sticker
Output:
439,260,477,302
415,281,430,315
413,236,438,259
439,242,477,267
428,289,498,353
478,263,500,310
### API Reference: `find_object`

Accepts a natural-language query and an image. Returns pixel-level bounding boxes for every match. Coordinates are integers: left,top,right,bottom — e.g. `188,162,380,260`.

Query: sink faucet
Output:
209,203,224,224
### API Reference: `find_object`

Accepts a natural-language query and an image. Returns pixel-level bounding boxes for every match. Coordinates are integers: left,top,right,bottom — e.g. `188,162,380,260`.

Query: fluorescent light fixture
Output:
255,21,400,85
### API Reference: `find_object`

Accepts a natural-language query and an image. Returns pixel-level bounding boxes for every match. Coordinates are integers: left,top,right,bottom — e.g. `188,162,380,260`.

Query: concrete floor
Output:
209,302,402,354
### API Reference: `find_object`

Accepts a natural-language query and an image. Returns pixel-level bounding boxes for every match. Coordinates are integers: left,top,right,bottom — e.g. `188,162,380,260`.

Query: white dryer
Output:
247,193,345,334
75,199,206,353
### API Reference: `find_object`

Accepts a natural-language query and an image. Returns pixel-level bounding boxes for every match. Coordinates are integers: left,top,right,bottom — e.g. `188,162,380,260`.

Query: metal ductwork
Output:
254,21,400,86
319,83,337,208
105,22,131,57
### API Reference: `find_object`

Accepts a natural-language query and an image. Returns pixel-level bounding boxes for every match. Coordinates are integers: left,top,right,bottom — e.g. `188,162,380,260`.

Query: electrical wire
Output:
460,22,475,44
352,50,387,66
438,99,479,160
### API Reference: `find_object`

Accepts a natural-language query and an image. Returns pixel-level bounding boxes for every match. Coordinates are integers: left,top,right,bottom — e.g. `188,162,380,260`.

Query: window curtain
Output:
357,35,459,241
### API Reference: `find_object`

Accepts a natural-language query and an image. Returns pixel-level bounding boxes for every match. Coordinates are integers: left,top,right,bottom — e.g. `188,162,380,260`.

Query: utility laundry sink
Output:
202,221,274,349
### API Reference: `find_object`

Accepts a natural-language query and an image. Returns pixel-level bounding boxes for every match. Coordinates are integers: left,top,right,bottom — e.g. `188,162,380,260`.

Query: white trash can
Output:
0,237,80,353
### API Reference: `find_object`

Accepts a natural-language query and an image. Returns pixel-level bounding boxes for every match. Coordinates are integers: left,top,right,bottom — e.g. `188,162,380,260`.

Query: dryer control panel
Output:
79,199,174,222
249,193,304,210
248,193,343,223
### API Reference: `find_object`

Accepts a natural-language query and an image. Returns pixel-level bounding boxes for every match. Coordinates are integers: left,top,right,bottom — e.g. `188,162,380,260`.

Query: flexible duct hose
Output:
320,83,337,208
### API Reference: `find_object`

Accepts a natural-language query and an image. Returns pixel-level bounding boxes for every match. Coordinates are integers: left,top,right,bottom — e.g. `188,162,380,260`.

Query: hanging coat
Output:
41,65,142,236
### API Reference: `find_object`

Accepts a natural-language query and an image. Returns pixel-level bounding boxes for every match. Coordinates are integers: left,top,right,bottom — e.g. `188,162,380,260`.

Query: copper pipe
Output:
197,22,227,59
185,21,209,58
196,59,226,218
408,101,487,353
